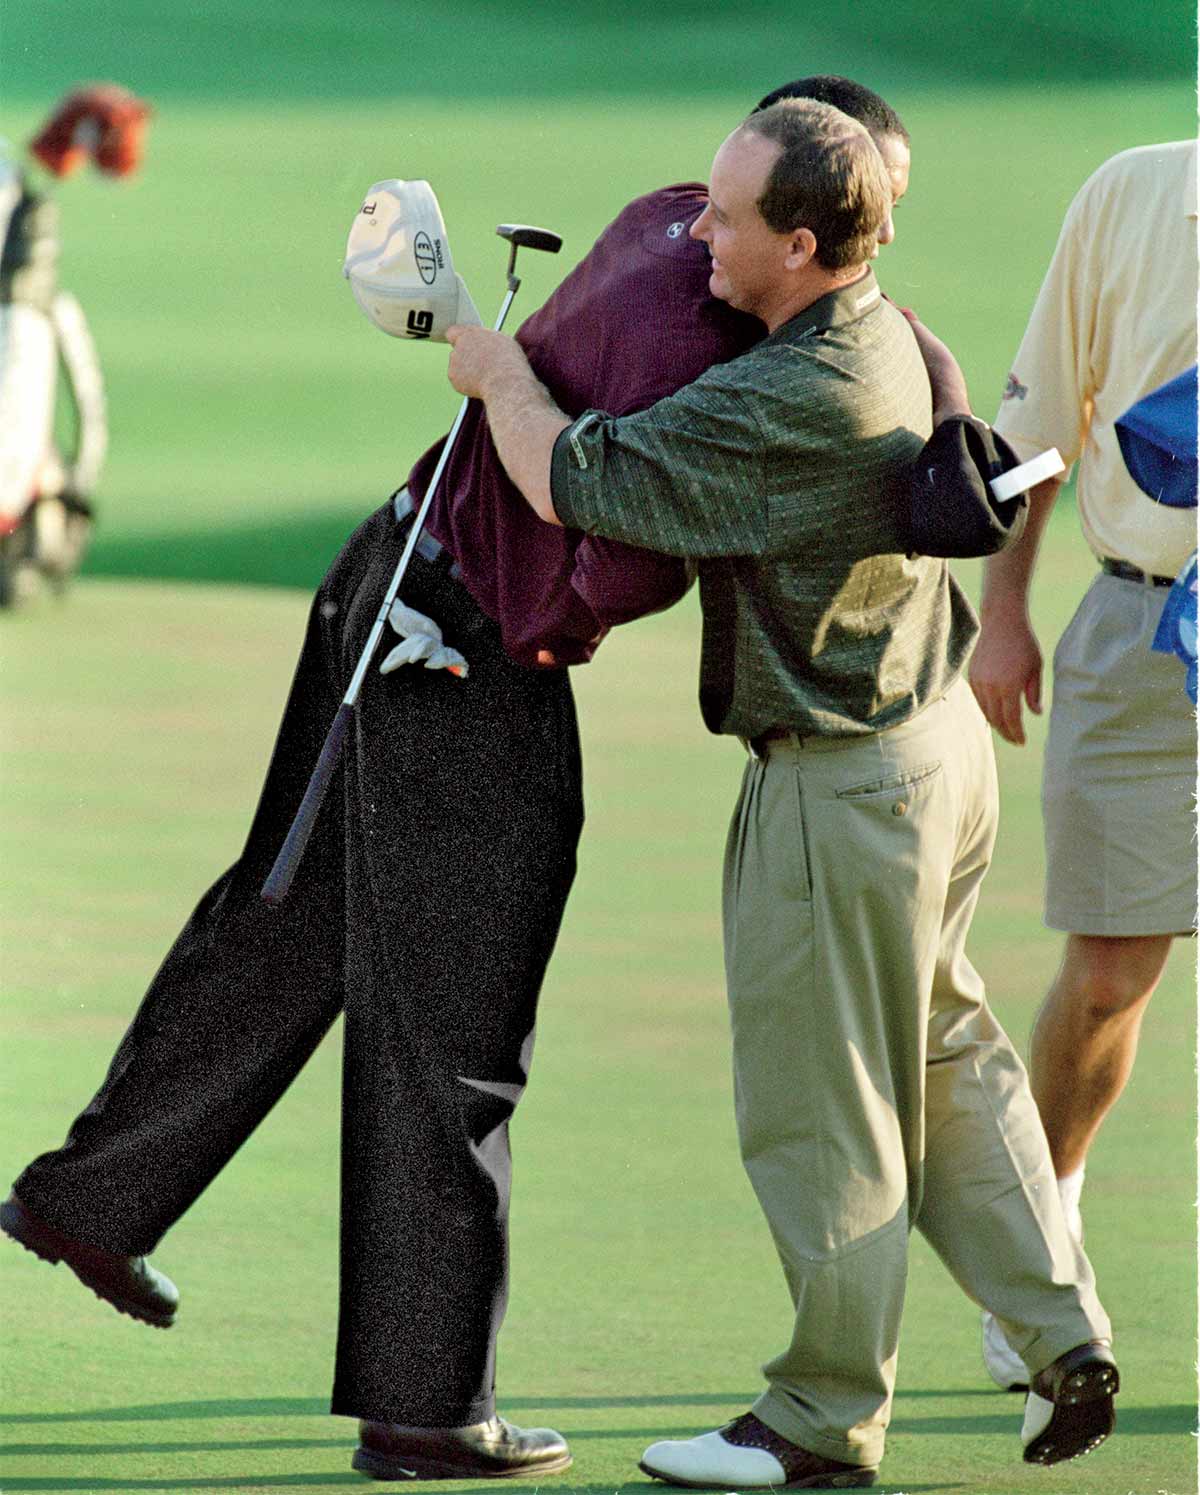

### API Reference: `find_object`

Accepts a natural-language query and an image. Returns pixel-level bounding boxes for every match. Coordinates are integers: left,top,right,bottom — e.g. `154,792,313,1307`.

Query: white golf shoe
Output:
981,1310,1030,1391
639,1413,877,1489
640,1429,786,1488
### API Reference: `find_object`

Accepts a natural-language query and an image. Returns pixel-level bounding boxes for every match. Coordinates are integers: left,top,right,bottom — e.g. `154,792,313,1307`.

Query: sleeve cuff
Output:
550,416,600,532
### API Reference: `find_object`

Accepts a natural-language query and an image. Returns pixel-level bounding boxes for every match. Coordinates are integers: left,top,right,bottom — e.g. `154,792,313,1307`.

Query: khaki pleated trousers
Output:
722,678,1110,1467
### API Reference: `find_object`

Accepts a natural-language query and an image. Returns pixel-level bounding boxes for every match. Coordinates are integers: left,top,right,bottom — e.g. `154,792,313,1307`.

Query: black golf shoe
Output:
352,1416,572,1480
0,1191,178,1328
1021,1340,1119,1465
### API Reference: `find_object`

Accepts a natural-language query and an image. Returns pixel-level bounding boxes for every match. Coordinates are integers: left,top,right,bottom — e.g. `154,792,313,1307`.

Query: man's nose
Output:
877,212,896,247
689,206,711,240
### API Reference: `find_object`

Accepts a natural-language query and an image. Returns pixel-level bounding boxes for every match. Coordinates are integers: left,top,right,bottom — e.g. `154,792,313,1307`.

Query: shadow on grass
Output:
0,1395,763,1425
0,1399,329,1425
0,1480,364,1491
4,1396,1184,1493
891,1402,1196,1438
0,1480,959,1494
0,1438,347,1456
0,1427,738,1458
0,1388,1012,1426
83,512,367,593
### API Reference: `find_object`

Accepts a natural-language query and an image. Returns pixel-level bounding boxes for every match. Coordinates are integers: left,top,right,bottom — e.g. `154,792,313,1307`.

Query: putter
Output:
261,222,562,905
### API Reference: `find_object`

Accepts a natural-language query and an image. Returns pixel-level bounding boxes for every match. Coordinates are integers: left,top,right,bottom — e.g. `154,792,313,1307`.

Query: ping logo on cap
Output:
344,179,483,341
415,231,444,285
666,221,685,239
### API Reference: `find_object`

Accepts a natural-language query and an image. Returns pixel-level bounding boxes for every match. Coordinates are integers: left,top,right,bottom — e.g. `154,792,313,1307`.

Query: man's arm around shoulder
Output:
899,307,1030,560
446,325,566,524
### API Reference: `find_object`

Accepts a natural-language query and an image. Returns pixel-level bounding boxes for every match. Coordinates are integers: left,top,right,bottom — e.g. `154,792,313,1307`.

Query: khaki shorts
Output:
1043,570,1198,936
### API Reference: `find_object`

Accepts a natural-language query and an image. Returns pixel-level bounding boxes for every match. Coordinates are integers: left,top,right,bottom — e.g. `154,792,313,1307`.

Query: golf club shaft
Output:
342,395,472,708
261,282,519,905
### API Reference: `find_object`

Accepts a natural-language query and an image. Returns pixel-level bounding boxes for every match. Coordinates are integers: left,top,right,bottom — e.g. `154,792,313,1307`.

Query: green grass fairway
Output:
1,527,1194,1493
8,0,1191,100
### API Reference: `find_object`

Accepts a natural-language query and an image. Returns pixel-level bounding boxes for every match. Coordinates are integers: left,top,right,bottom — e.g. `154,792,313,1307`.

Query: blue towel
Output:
1115,366,1197,509
1152,552,1198,704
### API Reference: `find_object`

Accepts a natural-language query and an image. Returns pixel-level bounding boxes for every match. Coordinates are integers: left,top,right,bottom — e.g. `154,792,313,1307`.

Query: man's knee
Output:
1057,933,1174,1018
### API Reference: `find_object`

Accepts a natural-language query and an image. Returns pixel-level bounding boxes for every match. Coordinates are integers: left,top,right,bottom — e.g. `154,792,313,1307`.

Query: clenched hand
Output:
446,325,534,400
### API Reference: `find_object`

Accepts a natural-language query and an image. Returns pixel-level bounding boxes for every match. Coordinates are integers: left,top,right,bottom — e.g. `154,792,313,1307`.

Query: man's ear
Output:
784,226,817,271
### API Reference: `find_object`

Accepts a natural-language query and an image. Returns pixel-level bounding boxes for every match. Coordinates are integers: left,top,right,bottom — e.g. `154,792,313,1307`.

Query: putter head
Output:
496,223,563,255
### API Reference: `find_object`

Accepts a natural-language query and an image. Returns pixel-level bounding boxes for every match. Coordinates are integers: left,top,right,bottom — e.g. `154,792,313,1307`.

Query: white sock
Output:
1057,1168,1085,1239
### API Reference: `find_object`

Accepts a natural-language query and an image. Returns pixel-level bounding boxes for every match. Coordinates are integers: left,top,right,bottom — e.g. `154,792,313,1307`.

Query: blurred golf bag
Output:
0,84,150,608
0,167,105,606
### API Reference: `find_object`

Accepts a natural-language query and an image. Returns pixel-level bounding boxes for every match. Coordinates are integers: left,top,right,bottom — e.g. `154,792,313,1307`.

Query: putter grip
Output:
260,702,354,905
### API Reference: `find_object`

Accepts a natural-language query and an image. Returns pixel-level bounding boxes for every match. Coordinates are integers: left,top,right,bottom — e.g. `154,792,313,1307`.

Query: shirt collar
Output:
769,267,882,342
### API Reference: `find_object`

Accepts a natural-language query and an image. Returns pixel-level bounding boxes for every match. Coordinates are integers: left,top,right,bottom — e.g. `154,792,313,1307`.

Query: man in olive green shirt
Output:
446,100,1116,1487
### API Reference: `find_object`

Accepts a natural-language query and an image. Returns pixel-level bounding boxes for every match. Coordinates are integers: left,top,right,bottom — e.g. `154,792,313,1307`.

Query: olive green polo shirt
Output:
550,269,979,738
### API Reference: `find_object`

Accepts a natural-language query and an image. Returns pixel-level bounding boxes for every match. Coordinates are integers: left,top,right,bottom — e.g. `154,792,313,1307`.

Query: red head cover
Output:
29,84,152,178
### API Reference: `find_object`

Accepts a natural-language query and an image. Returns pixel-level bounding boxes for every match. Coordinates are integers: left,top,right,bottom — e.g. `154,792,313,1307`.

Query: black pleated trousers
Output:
15,501,585,1425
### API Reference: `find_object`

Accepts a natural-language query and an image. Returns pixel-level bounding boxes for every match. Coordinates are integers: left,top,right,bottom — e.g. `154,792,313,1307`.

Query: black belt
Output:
747,726,794,757
392,488,462,580
1101,557,1174,588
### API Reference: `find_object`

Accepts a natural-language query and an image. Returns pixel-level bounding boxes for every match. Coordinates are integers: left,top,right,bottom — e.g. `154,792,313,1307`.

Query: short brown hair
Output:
742,99,891,270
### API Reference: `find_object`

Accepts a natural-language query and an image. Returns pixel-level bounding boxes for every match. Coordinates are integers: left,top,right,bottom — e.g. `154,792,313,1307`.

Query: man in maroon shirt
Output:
1,77,1014,1484
410,75,915,672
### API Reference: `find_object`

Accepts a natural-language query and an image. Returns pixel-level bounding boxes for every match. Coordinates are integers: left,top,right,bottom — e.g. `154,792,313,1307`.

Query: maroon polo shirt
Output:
406,185,762,669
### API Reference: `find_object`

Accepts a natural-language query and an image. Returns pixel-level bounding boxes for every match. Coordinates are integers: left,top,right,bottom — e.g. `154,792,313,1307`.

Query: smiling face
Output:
689,127,804,324
690,116,908,323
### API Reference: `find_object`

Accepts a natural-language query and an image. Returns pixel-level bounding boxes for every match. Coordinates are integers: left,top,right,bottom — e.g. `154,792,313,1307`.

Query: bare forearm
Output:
932,384,972,425
445,324,569,524
898,307,972,422
479,365,569,525
979,476,1063,618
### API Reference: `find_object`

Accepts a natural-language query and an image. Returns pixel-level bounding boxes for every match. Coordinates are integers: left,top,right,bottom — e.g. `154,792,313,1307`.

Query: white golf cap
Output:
343,179,482,342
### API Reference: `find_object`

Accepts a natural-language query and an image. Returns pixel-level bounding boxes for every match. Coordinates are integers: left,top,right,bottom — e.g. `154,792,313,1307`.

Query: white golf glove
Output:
380,601,468,678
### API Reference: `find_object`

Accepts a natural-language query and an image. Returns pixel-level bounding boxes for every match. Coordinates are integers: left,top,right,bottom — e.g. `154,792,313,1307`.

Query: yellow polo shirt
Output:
993,140,1197,578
